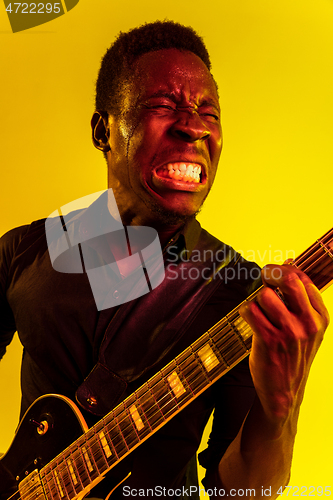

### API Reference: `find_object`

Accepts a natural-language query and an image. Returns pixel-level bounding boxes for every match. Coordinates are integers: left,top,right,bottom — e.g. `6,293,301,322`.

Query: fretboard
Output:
37,227,333,500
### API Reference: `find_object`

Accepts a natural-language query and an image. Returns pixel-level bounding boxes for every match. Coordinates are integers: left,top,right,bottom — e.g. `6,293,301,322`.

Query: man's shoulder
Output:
0,218,52,266
194,224,258,266
0,224,31,255
194,224,262,293
1,219,47,246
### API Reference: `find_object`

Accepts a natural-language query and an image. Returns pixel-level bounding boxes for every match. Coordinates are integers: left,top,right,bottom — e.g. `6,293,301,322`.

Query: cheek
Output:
127,120,160,166
210,128,223,162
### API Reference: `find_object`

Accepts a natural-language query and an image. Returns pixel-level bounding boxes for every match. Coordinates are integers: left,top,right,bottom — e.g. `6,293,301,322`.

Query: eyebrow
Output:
145,91,220,112
146,91,177,100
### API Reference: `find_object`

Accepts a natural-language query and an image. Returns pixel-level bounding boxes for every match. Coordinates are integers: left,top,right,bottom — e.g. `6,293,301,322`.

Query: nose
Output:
170,108,211,143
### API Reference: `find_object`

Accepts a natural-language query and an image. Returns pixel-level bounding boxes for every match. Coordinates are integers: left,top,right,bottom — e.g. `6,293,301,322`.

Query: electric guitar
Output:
1,228,333,500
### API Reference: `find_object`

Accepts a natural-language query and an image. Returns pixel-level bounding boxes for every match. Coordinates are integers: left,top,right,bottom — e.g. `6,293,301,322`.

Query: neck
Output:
156,225,184,248
107,192,189,247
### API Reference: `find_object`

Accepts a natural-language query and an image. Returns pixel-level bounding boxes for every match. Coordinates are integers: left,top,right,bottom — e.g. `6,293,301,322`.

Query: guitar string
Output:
22,282,330,498
6,491,21,500
298,242,333,276
39,337,243,499
17,342,228,500
45,338,250,500
294,233,333,279
27,229,332,500
296,229,333,263
39,328,245,499
21,243,333,500
40,232,333,497
19,232,333,500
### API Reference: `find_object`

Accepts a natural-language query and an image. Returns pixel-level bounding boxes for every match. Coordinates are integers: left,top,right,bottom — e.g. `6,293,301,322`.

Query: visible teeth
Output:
162,163,202,183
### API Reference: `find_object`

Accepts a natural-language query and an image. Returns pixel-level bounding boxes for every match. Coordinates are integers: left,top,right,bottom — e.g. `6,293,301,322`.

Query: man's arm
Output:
0,228,26,361
210,264,329,499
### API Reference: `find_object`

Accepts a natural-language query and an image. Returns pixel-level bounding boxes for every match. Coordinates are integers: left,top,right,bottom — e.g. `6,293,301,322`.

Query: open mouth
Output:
156,162,202,184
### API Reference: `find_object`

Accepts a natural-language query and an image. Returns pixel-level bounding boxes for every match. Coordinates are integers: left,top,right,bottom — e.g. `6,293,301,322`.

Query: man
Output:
0,21,329,499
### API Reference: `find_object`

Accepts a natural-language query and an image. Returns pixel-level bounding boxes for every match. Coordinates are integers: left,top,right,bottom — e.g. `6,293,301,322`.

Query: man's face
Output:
105,48,222,227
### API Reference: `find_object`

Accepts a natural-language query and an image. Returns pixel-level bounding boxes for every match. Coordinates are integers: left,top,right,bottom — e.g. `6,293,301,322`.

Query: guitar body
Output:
0,395,128,500
1,395,87,485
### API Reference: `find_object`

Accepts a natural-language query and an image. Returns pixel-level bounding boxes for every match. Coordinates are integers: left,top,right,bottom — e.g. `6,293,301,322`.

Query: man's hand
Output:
214,265,330,499
239,264,330,430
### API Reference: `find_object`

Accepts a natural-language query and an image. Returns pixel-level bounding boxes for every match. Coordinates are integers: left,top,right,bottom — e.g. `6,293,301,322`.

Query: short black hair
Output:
95,20,212,115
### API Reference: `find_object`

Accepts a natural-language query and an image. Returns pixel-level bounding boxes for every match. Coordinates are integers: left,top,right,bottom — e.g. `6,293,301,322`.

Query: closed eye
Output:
200,112,220,122
153,105,175,110
143,104,176,112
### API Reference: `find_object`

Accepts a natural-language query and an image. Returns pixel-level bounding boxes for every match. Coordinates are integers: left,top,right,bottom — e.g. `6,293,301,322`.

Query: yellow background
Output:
0,0,333,495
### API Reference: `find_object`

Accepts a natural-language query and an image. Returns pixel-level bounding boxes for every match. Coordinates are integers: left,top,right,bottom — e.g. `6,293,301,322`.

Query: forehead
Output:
130,48,219,104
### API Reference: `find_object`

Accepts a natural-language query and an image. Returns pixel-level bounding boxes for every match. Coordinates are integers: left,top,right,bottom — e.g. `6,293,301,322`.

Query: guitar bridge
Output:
19,469,46,500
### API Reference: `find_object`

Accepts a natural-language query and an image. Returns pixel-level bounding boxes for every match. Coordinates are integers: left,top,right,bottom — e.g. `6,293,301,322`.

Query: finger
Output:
262,264,314,288
261,265,314,315
306,283,330,327
239,299,277,340
283,258,294,265
255,286,289,329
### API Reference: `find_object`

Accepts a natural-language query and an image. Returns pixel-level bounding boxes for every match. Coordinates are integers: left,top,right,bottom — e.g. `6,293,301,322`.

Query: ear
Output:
91,111,111,152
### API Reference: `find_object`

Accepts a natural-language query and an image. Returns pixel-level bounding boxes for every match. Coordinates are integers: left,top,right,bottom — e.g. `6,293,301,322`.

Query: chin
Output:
150,200,200,226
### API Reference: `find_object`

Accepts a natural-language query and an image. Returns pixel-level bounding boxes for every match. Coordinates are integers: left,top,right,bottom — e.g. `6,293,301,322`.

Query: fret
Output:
77,437,100,483
120,393,151,441
229,316,253,352
298,243,332,273
99,429,112,459
176,349,210,394
190,332,211,353
167,371,186,398
148,372,180,417
317,237,333,260
161,362,188,407
40,466,62,500
93,420,118,466
57,458,76,500
84,427,109,475
191,331,229,379
81,445,94,475
197,343,220,373
195,339,223,378
223,341,248,366
295,230,333,291
227,309,250,347
214,330,245,366
211,326,235,362
41,478,59,500
112,402,141,450
132,393,154,433
129,403,145,431
300,258,333,291
103,411,129,459
56,448,84,499
68,445,91,490
135,381,165,430
66,458,79,488
52,465,67,500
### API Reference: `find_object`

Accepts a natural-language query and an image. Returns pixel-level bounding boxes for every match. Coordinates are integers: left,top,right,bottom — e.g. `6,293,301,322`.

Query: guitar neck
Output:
36,228,333,500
